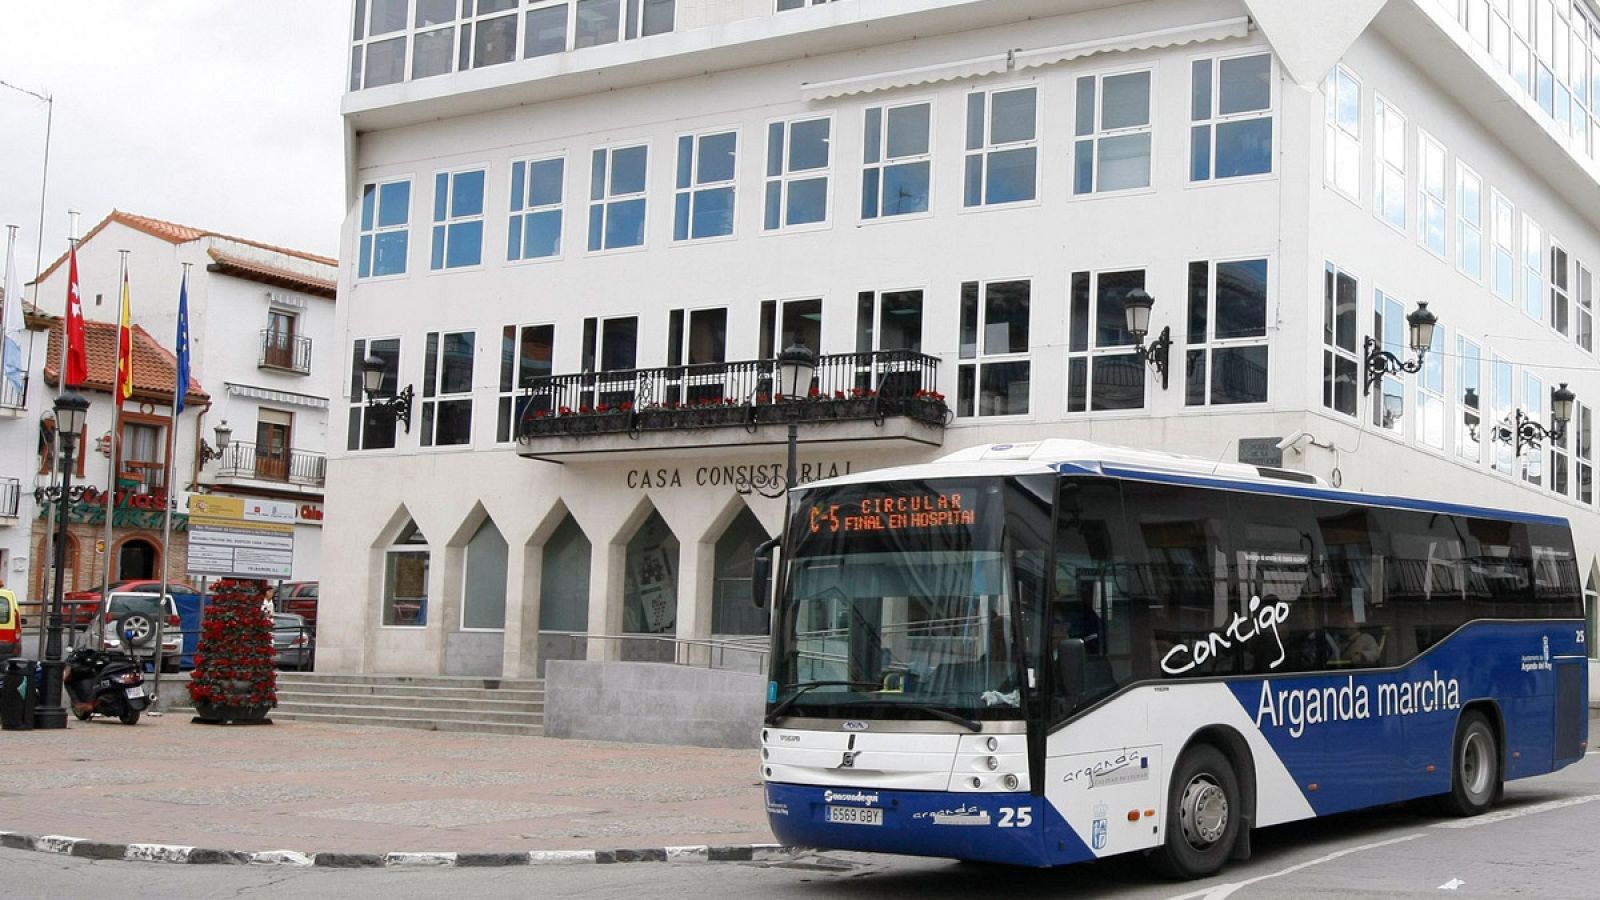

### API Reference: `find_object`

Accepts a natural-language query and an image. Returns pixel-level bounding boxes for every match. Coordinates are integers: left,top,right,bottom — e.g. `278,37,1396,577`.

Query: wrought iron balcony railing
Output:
517,349,946,440
213,440,327,487
259,331,313,375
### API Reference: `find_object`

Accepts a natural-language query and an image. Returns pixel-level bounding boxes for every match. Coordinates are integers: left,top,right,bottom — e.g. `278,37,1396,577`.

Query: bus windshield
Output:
772,478,1046,723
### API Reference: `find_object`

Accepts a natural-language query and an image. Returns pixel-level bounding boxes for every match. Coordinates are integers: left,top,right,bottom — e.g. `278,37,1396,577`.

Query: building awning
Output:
801,17,1252,102
225,383,330,410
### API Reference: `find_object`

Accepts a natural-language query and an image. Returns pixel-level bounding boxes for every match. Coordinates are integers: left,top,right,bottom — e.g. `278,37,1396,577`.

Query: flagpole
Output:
151,263,189,713
102,251,129,607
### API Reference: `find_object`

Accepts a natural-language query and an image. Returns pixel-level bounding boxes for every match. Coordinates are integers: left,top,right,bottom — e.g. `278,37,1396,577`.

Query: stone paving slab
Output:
0,713,776,858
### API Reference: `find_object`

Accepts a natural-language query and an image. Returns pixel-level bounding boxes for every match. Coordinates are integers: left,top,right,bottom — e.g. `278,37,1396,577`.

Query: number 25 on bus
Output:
754,441,1587,879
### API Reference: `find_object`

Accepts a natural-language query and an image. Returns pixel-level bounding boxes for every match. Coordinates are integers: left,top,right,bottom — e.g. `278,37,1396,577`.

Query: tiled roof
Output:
43,319,210,405
33,210,337,285
205,248,337,299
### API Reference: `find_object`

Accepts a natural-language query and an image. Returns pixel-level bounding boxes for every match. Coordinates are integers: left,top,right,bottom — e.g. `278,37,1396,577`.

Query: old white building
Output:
324,0,1600,679
28,211,339,593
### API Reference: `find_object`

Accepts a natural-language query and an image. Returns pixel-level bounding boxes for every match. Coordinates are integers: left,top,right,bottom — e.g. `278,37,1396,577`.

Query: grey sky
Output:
1,1,347,294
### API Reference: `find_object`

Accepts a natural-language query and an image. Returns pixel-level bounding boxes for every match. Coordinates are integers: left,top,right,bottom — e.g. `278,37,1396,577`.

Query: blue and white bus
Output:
759,441,1588,878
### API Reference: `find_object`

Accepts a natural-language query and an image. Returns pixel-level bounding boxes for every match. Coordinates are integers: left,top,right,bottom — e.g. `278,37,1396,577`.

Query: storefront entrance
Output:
117,538,158,580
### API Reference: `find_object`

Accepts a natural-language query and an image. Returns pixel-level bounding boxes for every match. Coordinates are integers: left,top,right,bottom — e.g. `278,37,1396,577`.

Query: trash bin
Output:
1,658,38,730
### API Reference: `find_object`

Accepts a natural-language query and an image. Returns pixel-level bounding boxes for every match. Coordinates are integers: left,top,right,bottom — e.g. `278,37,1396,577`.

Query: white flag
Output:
1,227,25,402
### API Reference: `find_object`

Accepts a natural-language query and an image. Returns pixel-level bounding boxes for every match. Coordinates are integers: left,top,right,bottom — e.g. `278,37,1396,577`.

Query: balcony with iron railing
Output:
0,477,19,520
515,349,948,461
212,440,327,489
259,331,312,375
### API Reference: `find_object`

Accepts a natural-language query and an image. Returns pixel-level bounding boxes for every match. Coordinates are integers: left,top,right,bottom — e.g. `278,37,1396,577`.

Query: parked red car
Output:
274,582,319,627
62,579,198,626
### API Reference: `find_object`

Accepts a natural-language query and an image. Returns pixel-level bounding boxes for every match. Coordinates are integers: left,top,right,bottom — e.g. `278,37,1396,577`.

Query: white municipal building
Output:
323,0,1600,680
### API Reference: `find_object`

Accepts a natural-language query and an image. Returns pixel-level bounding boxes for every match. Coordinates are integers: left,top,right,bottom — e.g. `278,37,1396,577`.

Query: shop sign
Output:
37,486,189,532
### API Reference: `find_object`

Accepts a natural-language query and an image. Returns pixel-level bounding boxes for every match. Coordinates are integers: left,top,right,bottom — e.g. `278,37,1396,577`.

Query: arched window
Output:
384,519,430,627
461,518,508,630
712,506,770,636
539,514,590,633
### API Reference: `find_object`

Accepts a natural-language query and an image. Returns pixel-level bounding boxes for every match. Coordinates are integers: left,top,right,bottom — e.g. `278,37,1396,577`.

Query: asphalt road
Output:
9,748,1600,899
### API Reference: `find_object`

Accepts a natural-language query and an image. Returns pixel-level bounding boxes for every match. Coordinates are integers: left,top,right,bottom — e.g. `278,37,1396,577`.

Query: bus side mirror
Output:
1055,637,1087,703
751,536,781,610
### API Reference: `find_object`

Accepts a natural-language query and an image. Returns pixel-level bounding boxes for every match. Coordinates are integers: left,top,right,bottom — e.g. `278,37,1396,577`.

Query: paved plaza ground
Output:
0,713,774,856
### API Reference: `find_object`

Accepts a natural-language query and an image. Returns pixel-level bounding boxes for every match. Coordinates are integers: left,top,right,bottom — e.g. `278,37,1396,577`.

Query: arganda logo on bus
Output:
808,490,977,535
1160,594,1291,675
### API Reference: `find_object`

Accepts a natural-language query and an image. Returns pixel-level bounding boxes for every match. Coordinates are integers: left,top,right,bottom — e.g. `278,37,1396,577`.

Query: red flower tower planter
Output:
187,578,278,725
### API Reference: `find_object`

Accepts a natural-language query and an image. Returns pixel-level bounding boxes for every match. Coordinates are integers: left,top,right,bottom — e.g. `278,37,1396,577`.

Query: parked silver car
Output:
272,613,315,670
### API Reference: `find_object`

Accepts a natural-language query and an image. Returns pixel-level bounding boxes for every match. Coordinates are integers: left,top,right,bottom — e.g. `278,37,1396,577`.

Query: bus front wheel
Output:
1441,711,1500,817
1149,744,1240,880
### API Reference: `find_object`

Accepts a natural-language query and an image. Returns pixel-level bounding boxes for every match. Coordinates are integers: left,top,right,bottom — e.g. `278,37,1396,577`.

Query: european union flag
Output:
175,272,190,415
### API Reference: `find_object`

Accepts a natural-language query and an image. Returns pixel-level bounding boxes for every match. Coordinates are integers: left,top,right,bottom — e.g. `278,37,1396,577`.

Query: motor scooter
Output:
62,645,147,725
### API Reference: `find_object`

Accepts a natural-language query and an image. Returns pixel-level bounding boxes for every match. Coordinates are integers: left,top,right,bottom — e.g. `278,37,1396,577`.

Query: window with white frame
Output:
581,315,640,407
459,0,520,71
1190,53,1273,180
350,0,409,90
1553,390,1574,496
963,87,1038,207
382,519,430,627
571,0,675,50
1490,352,1515,474
421,330,475,447
777,0,838,8
674,130,737,241
1067,269,1147,411
854,289,924,393
759,297,823,362
1323,263,1359,417
508,156,564,261
957,279,1031,417
348,337,401,451
1522,370,1545,485
1373,291,1407,433
1075,70,1153,194
665,306,729,404
1374,96,1407,231
1184,258,1270,406
1417,324,1446,450
588,144,648,251
1492,191,1516,301
1456,161,1483,280
358,178,411,278
497,323,554,442
410,1,458,80
1524,215,1545,319
1418,131,1447,256
1457,335,1483,464
1578,260,1594,352
1324,66,1361,199
1552,240,1572,335
764,116,831,230
431,168,485,269
863,102,932,219
1577,402,1594,504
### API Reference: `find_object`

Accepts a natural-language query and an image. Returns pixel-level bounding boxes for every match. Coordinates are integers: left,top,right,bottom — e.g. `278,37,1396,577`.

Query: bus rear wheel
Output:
1149,744,1240,880
1441,711,1499,817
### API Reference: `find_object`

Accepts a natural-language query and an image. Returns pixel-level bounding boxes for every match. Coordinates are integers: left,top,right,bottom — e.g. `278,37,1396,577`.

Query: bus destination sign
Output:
808,490,977,535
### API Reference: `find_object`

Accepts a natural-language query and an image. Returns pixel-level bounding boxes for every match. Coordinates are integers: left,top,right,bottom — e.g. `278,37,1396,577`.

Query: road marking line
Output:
1164,833,1428,900
1439,877,1465,890
1431,794,1600,829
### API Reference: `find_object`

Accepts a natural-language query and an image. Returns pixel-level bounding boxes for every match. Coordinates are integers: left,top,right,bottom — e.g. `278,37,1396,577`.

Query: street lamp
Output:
361,353,414,433
36,390,90,730
197,419,233,464
1362,301,1438,396
776,339,817,490
1122,289,1172,390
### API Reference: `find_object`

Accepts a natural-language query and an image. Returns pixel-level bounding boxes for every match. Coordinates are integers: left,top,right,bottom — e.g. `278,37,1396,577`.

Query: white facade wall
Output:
326,0,1600,678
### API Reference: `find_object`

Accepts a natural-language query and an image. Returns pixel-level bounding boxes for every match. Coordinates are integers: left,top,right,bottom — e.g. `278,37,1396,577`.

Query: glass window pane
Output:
374,231,408,276
965,93,985,151
979,361,1030,415
985,147,1036,204
698,131,737,183
1091,354,1144,410
1211,346,1269,404
1095,270,1143,347
886,103,930,157
526,5,569,57
370,0,409,35
1218,54,1271,114
412,28,455,79
529,158,564,206
452,170,485,217
691,187,734,238
604,197,646,247
361,184,378,231
641,0,675,36
525,209,562,257
785,177,828,225
1075,77,1096,136
610,145,647,195
1191,58,1212,120
863,107,882,164
446,221,483,267
1096,133,1152,191
364,36,407,88
788,119,831,171
1215,118,1272,177
990,88,1037,143
1215,259,1269,339
574,0,620,47
474,14,518,67
1190,125,1212,180
1100,72,1151,130
881,161,929,216
984,280,1030,354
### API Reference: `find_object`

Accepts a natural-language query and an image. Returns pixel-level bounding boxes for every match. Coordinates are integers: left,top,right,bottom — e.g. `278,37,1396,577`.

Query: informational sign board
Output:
186,496,296,580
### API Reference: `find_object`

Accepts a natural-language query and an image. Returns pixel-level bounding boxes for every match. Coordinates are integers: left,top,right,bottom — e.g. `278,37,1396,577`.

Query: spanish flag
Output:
116,270,132,399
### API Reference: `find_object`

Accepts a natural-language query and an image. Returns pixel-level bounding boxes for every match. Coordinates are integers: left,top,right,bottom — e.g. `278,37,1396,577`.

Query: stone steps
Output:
167,672,545,736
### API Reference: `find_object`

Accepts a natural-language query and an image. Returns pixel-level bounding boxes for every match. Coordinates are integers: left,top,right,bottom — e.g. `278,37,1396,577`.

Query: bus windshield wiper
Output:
851,698,982,733
765,680,880,725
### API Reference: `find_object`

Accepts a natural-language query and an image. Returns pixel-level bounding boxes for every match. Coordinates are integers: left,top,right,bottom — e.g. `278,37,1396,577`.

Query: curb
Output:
0,832,795,868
